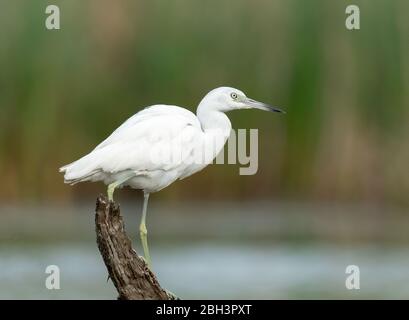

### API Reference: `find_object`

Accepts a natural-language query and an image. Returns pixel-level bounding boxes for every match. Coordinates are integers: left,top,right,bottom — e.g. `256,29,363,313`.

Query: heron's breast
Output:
126,170,180,193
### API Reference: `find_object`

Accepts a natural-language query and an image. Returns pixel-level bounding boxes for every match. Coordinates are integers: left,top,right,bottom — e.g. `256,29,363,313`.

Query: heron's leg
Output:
107,177,130,202
140,192,152,268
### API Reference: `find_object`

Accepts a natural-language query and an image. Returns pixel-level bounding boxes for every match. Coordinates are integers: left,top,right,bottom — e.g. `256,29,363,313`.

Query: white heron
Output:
59,87,283,268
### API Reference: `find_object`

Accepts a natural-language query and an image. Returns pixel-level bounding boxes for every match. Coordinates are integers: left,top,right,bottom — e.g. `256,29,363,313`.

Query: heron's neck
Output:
196,104,232,137
196,104,232,164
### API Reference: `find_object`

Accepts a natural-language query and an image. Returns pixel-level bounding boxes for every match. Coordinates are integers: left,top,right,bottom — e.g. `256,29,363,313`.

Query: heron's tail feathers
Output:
59,153,101,185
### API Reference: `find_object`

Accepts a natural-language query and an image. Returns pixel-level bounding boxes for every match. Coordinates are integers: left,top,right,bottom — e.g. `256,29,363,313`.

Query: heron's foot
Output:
165,288,179,300
139,254,147,264
138,254,153,269
144,256,152,269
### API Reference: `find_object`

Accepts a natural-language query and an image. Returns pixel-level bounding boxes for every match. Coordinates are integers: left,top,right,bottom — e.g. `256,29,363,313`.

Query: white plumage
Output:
59,86,283,268
60,104,208,193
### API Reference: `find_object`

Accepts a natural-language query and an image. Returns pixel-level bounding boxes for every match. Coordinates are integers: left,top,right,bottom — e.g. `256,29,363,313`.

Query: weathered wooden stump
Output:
95,195,175,300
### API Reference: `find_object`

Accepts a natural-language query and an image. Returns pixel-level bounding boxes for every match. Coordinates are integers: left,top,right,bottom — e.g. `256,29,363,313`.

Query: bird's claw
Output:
139,255,149,266
165,289,179,300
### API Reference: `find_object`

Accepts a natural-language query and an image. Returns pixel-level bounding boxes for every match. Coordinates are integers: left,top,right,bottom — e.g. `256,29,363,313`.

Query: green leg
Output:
140,192,152,269
107,182,120,202
107,177,130,202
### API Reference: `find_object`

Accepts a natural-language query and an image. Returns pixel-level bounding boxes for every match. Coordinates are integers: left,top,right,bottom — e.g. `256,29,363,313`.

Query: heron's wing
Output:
94,105,201,150
61,105,204,182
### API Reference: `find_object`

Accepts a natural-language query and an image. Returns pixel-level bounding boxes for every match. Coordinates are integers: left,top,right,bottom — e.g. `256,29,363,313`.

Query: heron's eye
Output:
230,92,238,100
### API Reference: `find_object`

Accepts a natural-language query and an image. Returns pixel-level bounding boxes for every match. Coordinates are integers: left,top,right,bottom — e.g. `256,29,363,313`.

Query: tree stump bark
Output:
95,194,174,300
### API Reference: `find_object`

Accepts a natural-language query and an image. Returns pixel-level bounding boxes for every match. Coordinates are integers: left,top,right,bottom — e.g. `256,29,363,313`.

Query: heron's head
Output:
201,87,284,114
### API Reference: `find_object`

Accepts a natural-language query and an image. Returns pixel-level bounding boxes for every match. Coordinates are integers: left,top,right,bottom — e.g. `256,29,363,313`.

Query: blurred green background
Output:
0,0,409,299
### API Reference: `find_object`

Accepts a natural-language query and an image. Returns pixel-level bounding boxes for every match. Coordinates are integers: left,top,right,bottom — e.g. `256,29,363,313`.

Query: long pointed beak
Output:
246,98,285,114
